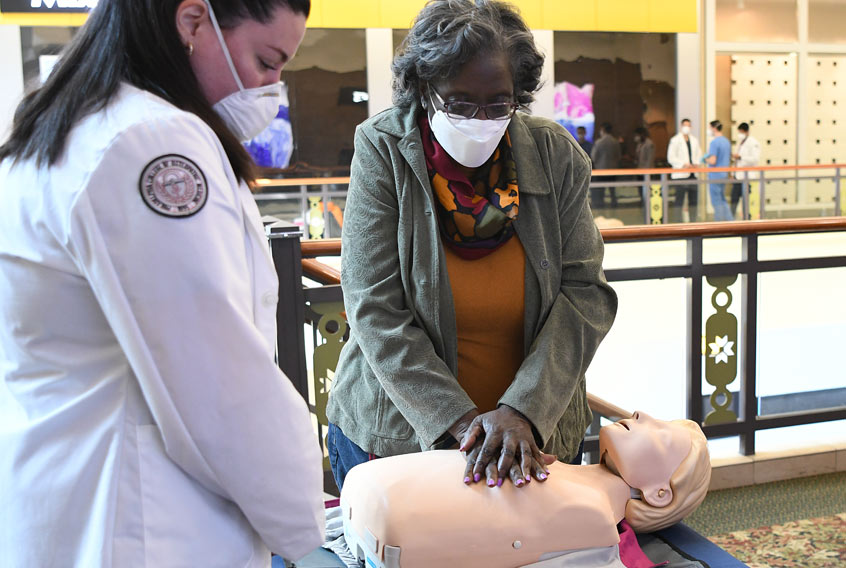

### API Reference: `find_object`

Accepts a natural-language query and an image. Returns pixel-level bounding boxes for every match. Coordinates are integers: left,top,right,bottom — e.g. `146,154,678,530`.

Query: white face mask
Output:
737,132,747,141
681,125,691,136
205,1,282,141
427,93,511,168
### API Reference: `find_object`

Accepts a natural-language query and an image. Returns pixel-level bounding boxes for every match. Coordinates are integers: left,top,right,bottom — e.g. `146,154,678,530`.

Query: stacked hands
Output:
449,406,556,488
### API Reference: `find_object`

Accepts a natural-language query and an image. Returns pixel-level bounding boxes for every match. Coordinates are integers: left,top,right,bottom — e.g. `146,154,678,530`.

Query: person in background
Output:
704,119,734,221
667,118,702,223
634,127,655,169
325,0,617,493
0,1,325,566
590,122,621,209
576,125,593,155
731,122,762,218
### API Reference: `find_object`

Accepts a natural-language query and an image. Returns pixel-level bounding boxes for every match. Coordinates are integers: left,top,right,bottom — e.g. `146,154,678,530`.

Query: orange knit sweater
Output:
444,236,526,413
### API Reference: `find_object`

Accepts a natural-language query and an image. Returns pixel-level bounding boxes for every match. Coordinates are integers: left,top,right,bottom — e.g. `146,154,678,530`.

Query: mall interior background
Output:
0,0,844,464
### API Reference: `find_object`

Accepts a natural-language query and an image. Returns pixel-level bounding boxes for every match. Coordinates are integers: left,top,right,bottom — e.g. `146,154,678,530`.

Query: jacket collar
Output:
373,104,552,196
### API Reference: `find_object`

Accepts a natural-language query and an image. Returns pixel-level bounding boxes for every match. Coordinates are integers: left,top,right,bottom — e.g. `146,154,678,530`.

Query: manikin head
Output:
600,411,711,533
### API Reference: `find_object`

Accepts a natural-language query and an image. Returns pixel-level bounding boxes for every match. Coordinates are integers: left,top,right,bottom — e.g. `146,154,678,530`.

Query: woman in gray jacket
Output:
326,0,617,492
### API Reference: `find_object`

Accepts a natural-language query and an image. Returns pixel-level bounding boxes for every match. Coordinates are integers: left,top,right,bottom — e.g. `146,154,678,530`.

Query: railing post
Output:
266,219,310,402
835,167,842,217
322,182,331,238
661,173,669,224
686,237,704,425
741,178,749,221
758,170,766,219
642,174,651,225
739,234,759,456
300,184,308,239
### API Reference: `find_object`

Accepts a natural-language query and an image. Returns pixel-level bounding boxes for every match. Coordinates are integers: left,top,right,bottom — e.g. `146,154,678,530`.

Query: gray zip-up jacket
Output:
326,105,617,463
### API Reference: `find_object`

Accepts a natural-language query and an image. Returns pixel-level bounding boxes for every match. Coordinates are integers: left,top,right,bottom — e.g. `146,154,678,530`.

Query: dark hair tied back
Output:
0,0,310,184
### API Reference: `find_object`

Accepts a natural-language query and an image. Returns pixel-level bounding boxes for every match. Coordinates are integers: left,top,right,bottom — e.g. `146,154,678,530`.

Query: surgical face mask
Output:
681,125,691,136
427,92,511,168
737,132,747,141
205,1,282,141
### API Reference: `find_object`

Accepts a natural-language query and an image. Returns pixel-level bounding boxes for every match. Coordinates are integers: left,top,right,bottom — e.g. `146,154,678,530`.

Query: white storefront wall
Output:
0,25,23,142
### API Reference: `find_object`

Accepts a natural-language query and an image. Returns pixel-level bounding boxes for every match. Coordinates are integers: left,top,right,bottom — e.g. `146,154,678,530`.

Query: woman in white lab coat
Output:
0,1,324,566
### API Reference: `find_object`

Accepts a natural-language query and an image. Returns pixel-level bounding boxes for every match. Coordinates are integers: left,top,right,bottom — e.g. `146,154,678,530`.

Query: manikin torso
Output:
340,412,698,568
341,451,631,568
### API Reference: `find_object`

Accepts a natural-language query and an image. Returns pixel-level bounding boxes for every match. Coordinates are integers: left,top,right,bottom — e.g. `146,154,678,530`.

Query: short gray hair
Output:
392,0,544,108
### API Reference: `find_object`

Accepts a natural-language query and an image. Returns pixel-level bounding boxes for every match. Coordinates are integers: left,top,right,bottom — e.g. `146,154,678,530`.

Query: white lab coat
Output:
667,133,703,180
0,84,324,567
733,135,762,179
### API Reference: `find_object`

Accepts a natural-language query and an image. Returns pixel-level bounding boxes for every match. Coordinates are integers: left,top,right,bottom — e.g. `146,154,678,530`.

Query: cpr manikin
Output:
340,412,710,568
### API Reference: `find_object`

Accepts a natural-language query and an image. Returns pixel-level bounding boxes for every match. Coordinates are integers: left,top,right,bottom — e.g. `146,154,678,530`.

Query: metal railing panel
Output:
269,218,846,469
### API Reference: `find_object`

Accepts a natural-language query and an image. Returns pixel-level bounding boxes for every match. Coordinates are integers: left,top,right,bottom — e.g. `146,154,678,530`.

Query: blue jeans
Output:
327,423,373,493
327,422,585,491
709,182,734,221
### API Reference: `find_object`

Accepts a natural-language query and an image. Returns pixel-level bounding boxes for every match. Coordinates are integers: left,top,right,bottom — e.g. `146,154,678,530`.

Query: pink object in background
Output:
565,82,595,118
554,81,596,142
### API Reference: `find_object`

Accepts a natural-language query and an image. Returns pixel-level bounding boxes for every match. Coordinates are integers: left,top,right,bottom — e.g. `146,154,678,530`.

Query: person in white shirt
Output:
667,118,703,223
730,122,762,218
0,1,324,566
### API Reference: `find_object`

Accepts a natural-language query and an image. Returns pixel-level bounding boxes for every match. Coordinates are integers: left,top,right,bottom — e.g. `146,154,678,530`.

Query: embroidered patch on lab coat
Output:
139,155,208,217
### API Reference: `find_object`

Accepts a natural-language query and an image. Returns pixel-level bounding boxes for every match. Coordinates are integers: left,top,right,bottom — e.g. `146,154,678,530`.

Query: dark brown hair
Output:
0,0,309,184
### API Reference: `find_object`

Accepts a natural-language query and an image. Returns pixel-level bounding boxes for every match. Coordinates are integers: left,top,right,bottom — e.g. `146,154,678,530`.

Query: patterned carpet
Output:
683,472,846,567
708,514,845,568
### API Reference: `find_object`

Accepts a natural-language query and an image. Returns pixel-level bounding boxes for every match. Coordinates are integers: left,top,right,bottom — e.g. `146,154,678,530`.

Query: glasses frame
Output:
429,86,519,121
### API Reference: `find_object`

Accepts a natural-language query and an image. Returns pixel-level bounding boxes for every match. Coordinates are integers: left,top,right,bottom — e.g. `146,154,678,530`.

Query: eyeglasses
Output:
429,87,519,121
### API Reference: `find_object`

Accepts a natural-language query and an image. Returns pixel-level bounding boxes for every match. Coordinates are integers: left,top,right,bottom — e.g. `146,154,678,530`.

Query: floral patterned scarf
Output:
419,115,519,260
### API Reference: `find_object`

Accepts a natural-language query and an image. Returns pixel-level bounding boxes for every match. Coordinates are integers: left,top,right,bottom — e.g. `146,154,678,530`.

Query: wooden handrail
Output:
300,218,846,258
302,258,340,285
254,176,352,187
589,163,846,177
256,163,846,189
601,217,846,242
587,394,632,421
301,239,343,258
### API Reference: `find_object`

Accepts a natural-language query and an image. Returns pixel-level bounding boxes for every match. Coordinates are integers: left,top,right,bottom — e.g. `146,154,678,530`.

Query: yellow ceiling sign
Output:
309,0,697,32
0,12,87,25
0,0,697,32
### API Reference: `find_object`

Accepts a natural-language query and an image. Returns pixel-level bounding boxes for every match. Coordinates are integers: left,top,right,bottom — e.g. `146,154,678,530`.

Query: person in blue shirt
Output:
704,120,733,221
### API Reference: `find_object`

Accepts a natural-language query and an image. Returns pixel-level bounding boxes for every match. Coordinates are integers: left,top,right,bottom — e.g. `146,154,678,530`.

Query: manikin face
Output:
176,0,307,105
599,411,691,508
